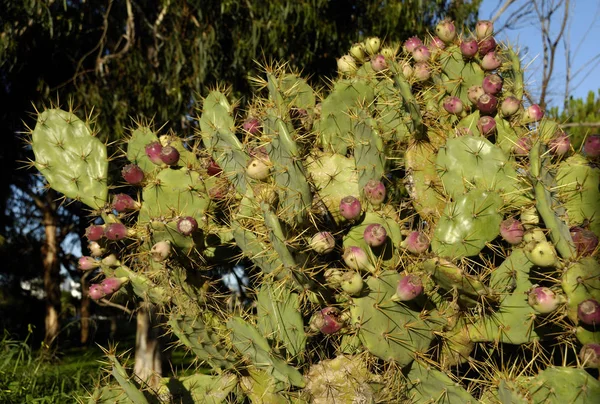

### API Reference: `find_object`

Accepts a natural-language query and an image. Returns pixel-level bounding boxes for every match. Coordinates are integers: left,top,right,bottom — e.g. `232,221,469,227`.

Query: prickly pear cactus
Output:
29,17,600,404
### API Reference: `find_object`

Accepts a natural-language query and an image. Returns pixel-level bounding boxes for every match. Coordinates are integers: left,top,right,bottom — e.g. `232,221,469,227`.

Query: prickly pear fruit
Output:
435,19,456,43
100,277,128,296
501,96,520,116
160,145,180,166
78,256,99,271
524,104,544,123
340,271,364,295
86,225,105,241
363,180,386,206
402,231,430,254
342,246,372,272
145,141,163,165
89,284,105,300
370,54,388,72
528,287,562,314
363,224,387,248
121,164,144,185
478,37,496,56
101,254,120,267
404,36,423,53
460,38,478,58
475,20,494,40
412,45,430,63
392,274,423,302
500,218,524,245
177,216,198,236
548,132,570,156
583,134,600,158
525,241,558,267
309,232,336,254
478,116,496,137
88,241,105,257
337,55,357,74
310,307,344,334
443,96,464,115
570,227,598,256
482,74,503,95
580,344,600,368
481,51,501,70
151,240,172,262
246,158,271,180
104,223,128,241
578,299,600,326
112,194,139,212
340,196,362,221
364,37,381,55
477,94,498,115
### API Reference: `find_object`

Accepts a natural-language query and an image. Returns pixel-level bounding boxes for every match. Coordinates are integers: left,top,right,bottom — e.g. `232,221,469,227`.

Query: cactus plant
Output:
28,17,600,403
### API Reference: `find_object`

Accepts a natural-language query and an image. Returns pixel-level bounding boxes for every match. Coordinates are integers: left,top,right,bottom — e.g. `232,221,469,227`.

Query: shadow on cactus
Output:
27,17,600,403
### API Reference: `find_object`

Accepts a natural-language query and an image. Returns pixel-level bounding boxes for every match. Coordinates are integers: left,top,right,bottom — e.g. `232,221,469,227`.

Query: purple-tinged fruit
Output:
583,134,600,158
478,37,497,56
467,86,485,104
429,36,446,50
121,164,144,185
435,19,456,43
89,284,105,300
402,231,430,254
500,218,524,245
310,232,336,254
243,117,261,135
481,51,502,70
403,36,423,53
160,145,180,166
86,225,105,241
339,196,362,220
478,116,497,137
548,132,571,156
579,344,600,368
460,38,478,58
100,277,128,296
413,62,431,81
112,193,139,212
412,45,430,62
340,271,364,295
477,94,498,115
205,157,222,176
363,179,386,205
145,141,163,165
342,246,373,272
337,55,357,74
104,223,128,241
524,104,544,122
370,54,387,72
513,136,532,156
151,240,172,262
392,274,424,302
309,307,344,334
364,37,381,55
501,96,521,116
401,62,414,78
177,216,198,236
443,96,464,115
578,299,600,326
482,74,503,95
570,227,598,256
475,20,494,40
528,287,562,314
78,256,99,271
363,224,387,248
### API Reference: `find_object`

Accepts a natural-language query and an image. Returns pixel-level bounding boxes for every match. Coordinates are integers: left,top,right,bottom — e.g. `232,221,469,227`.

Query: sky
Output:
479,0,600,109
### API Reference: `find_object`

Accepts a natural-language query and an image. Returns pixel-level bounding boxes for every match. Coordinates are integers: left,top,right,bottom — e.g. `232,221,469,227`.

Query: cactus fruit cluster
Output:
29,17,600,403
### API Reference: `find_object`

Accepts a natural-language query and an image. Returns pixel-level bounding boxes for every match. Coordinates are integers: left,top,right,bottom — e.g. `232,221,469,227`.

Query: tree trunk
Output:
42,191,61,349
80,271,91,344
134,303,162,389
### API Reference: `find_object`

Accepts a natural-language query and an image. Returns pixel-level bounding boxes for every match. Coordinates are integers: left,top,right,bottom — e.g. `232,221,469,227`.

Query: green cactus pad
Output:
31,108,108,209
423,257,490,299
114,265,167,305
436,135,531,207
353,111,386,191
439,46,485,105
306,152,359,223
226,317,305,388
161,373,238,404
522,367,600,403
467,249,539,344
240,367,290,404
404,142,446,220
257,282,307,359
125,125,160,173
405,361,477,403
106,354,149,404
561,257,600,344
349,270,444,365
556,154,600,237
432,189,503,258
199,91,249,194
139,167,209,224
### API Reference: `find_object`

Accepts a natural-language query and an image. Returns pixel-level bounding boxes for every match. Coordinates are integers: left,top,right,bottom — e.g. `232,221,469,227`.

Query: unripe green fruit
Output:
246,158,271,180
364,37,381,55
349,43,365,62
340,271,364,295
525,241,558,267
337,55,357,74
